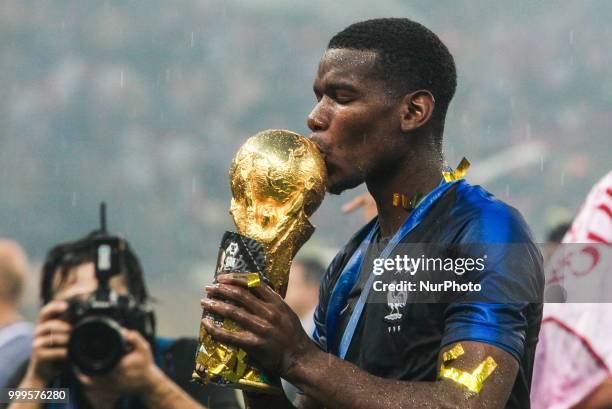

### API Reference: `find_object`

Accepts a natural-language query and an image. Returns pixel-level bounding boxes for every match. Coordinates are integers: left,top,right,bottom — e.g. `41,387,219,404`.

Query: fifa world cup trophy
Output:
192,129,327,393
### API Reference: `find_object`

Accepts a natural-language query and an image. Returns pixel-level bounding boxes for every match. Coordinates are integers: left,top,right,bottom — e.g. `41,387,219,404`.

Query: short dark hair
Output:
40,231,148,305
547,222,571,243
328,18,457,132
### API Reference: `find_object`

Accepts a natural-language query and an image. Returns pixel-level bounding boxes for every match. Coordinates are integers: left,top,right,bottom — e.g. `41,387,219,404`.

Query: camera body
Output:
62,290,155,375
61,236,155,375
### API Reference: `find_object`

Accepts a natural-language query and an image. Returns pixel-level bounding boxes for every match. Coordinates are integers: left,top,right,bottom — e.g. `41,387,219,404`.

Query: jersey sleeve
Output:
441,196,544,361
442,302,529,361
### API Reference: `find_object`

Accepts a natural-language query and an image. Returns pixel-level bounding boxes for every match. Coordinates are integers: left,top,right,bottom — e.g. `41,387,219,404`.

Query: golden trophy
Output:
192,129,327,393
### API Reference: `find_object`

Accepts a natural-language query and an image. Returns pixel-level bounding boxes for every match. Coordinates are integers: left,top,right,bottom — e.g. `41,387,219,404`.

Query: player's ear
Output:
399,90,435,132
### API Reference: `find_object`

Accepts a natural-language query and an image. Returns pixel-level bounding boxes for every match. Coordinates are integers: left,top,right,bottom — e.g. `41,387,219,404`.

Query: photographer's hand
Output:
24,300,71,385
77,330,208,409
8,301,71,409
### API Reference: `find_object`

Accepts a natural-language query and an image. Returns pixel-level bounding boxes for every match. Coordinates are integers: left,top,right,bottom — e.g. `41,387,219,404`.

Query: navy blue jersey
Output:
313,180,544,408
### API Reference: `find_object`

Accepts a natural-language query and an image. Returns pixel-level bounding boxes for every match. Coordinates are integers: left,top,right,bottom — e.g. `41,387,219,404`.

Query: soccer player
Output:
201,18,543,409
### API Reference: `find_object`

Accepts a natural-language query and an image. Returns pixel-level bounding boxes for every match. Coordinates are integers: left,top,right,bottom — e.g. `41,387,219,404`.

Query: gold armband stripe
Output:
439,343,498,393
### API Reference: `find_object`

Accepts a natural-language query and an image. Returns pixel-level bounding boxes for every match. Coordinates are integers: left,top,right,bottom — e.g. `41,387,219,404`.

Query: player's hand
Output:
200,273,319,377
76,329,164,396
25,300,71,385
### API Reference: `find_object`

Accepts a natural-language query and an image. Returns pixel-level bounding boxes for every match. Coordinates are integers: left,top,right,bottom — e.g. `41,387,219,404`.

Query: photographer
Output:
0,239,33,388
8,230,239,409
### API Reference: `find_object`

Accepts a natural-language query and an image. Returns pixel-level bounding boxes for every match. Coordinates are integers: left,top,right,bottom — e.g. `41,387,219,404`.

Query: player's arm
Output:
244,341,517,409
279,340,516,409
201,275,519,409
572,378,612,409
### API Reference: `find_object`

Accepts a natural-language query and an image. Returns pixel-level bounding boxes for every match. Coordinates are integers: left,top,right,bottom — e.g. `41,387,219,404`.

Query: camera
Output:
60,205,155,375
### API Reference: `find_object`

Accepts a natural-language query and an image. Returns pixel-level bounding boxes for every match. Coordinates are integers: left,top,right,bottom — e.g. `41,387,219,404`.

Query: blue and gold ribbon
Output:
442,157,471,182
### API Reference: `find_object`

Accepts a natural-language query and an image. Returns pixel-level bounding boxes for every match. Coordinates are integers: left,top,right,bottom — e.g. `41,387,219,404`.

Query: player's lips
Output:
309,135,333,171
308,134,331,156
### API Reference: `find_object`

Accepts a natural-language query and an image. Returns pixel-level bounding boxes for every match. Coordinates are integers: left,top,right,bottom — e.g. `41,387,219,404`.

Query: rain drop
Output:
526,123,531,139
120,70,125,89
540,156,544,172
191,32,195,48
71,192,77,207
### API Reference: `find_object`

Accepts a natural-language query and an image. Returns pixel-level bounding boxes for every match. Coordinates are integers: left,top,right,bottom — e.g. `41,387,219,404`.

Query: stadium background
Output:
1,0,610,335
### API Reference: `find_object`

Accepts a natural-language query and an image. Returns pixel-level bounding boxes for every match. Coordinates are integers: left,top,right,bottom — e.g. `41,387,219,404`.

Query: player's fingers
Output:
204,283,270,317
250,279,284,304
216,274,281,304
214,273,261,289
201,297,257,323
201,317,261,349
200,299,271,334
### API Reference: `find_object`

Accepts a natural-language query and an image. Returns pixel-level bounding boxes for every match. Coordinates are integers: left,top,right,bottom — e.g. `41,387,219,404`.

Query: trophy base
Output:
193,231,284,395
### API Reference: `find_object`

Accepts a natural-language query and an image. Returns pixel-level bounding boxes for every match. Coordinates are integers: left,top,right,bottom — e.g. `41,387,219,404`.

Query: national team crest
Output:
384,280,407,333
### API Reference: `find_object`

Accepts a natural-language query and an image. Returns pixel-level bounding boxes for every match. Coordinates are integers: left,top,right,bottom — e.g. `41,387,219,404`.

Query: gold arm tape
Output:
439,343,498,394
442,343,465,361
442,157,471,182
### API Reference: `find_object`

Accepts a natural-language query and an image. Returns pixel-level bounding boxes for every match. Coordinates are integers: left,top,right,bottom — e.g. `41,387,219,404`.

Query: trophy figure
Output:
193,129,327,393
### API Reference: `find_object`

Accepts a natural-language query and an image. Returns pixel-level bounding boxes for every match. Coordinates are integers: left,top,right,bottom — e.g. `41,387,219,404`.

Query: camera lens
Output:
68,316,126,375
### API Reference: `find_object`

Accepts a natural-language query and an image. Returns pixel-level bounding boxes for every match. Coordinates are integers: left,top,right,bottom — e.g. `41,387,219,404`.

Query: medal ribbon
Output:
326,178,462,358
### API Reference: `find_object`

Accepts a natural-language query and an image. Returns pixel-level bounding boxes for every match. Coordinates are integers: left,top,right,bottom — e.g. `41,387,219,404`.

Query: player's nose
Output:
307,102,329,133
